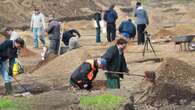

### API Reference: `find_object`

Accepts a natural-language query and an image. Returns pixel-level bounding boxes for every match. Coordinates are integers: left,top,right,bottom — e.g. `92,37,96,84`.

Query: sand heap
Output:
153,29,175,39
20,48,37,57
145,58,195,106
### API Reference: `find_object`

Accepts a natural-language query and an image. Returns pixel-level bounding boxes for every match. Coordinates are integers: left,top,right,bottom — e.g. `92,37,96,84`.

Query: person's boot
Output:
4,82,13,95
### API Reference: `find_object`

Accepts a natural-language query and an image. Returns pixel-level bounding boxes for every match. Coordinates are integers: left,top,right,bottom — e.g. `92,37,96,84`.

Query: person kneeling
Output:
70,58,106,90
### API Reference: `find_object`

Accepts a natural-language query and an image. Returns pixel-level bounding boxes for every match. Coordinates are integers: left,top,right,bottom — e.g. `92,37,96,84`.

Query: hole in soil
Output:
14,83,51,95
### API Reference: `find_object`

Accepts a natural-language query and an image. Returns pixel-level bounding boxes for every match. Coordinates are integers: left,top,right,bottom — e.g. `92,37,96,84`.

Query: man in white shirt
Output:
30,8,46,48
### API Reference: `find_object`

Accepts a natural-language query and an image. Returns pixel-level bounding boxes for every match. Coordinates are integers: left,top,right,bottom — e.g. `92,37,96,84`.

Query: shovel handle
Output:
104,71,145,77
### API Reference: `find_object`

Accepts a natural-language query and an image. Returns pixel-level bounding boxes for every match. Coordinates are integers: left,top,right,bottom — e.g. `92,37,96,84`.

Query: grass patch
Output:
80,94,124,110
0,98,16,109
0,97,26,110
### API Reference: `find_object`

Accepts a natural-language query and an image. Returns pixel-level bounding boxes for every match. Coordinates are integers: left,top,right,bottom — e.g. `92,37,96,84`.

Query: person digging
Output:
70,58,106,90
0,38,25,95
102,38,129,89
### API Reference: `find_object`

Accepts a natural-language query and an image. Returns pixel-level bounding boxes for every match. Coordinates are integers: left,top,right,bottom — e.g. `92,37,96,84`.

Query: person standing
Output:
0,38,25,95
104,5,118,42
94,10,102,43
134,2,149,45
46,15,61,55
119,16,136,40
102,38,129,89
30,7,46,48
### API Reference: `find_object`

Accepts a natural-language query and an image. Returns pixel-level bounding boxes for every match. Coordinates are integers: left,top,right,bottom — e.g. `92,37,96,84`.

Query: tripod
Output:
143,31,157,57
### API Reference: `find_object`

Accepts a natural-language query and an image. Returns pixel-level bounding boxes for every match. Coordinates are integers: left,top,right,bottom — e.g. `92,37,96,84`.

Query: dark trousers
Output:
96,27,101,43
137,24,146,45
49,39,60,54
107,23,116,42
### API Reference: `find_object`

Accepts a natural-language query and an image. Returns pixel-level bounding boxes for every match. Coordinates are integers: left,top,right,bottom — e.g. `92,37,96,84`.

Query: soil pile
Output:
145,58,195,106
153,29,175,39
20,48,37,57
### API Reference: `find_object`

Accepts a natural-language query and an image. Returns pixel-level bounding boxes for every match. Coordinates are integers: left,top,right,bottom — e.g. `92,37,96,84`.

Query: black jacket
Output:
94,12,102,28
0,40,18,61
102,45,128,78
62,29,80,45
71,60,98,85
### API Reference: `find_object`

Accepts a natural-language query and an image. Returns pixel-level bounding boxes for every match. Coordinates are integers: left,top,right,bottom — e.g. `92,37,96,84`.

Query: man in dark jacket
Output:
46,15,61,55
104,5,118,42
102,38,128,89
94,10,102,43
0,38,25,94
134,2,149,45
70,58,106,90
119,16,136,40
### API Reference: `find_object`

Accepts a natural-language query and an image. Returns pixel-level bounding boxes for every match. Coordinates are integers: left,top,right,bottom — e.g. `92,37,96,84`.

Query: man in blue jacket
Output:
134,2,149,45
119,16,136,40
104,5,118,42
0,38,25,95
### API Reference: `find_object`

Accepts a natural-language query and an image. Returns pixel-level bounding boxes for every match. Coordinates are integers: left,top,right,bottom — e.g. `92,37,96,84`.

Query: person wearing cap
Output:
70,58,106,90
30,7,46,48
119,16,136,40
46,14,61,55
0,38,25,95
134,2,149,45
102,38,129,89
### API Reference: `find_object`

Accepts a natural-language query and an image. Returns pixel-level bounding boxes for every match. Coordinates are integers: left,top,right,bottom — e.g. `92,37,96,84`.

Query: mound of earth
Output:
0,0,130,29
153,29,175,39
20,48,37,57
144,58,195,106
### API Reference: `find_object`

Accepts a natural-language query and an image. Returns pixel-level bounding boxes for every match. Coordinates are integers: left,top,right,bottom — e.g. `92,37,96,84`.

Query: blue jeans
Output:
0,60,11,83
33,27,46,48
96,28,101,43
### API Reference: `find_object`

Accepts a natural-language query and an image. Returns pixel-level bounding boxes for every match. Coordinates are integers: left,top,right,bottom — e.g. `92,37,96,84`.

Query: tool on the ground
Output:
58,22,65,55
105,71,145,77
105,71,156,83
41,47,48,60
143,31,157,57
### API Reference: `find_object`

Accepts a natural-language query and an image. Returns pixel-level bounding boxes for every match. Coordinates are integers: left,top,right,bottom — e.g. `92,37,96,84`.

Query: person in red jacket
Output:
70,58,106,90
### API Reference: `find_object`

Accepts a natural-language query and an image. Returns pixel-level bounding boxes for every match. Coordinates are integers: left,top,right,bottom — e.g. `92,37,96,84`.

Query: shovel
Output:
104,71,156,83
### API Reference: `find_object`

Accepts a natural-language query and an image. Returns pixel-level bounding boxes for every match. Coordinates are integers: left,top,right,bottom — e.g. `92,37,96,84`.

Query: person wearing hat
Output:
102,38,129,89
46,14,61,55
70,58,106,90
0,37,25,95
